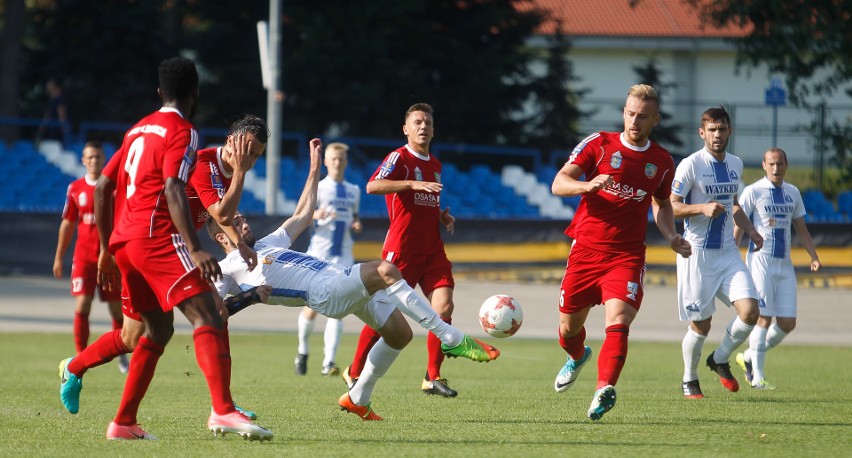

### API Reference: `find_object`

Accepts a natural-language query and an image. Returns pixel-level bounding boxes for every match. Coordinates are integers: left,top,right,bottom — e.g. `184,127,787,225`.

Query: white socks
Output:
714,316,754,362
349,338,401,406
682,328,706,382
297,312,315,355
322,318,343,367
383,281,463,347
744,322,789,384
765,322,789,351
747,325,768,383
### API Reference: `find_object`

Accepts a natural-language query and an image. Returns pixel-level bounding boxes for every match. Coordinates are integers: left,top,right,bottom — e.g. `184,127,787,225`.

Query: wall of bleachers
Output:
1,118,850,223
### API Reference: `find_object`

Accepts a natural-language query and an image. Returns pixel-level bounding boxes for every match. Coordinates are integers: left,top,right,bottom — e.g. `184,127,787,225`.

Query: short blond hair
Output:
325,142,348,156
627,84,659,104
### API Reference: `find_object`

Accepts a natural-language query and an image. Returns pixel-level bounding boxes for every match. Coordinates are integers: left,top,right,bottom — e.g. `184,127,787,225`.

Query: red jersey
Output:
564,131,674,253
370,145,444,255
187,147,232,230
61,177,100,264
103,108,198,249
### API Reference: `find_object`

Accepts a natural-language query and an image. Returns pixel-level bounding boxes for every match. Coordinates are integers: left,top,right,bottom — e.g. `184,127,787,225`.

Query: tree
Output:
620,58,683,150
22,0,177,135
0,0,26,143
278,0,546,145
683,0,852,105
521,20,590,162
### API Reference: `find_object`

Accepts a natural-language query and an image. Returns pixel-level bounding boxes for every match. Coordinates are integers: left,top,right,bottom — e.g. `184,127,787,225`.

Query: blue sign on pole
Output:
765,78,787,106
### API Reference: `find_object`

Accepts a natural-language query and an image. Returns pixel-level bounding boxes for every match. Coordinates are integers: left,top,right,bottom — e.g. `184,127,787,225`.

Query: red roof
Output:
523,0,751,38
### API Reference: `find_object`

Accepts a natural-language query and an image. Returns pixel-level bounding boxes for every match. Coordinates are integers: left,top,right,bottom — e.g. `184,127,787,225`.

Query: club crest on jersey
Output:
183,147,197,165
645,163,657,179
78,191,88,207
380,160,395,175
262,255,274,265
211,171,226,198
414,166,423,181
610,151,623,169
434,172,441,183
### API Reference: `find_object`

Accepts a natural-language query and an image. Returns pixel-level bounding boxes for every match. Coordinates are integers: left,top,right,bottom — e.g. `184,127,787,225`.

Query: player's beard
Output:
243,232,256,248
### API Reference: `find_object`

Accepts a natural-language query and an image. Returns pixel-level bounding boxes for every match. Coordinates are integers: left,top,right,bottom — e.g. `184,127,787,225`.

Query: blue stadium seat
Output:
838,190,852,217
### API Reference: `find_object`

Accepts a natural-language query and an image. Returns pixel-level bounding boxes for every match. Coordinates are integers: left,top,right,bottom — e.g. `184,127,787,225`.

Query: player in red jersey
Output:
60,57,271,441
53,141,125,364
57,115,268,422
342,103,498,398
551,85,692,421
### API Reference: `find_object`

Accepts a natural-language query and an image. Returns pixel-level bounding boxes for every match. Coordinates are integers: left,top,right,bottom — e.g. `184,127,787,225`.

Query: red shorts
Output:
113,235,212,314
383,250,454,298
120,285,142,322
70,260,121,302
559,243,646,314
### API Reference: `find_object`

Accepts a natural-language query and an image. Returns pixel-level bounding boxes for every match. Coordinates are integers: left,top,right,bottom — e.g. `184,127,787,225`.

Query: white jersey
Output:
217,226,333,307
216,225,394,328
305,176,360,266
671,148,744,250
739,177,806,260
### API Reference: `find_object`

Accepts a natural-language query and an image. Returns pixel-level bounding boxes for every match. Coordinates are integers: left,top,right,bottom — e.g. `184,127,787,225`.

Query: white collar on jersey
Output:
404,144,430,160
159,106,185,118
619,132,651,152
216,147,233,179
700,147,727,162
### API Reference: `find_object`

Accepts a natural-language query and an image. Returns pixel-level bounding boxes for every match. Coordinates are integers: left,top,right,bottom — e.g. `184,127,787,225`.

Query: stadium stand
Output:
802,189,847,223
0,138,846,223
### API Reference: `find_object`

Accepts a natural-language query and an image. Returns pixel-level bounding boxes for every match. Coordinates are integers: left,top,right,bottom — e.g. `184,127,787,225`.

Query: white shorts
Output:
746,252,798,318
308,264,394,329
677,247,758,322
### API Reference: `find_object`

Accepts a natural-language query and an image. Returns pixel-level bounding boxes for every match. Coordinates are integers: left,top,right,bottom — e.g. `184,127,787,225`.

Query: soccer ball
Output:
478,294,523,338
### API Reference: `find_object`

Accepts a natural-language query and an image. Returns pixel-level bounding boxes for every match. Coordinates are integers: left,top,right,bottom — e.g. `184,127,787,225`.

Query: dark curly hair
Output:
229,114,270,144
158,56,198,101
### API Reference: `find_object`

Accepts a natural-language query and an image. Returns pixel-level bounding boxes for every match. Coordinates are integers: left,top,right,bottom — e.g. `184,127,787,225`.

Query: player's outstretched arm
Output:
281,138,323,240
223,285,272,316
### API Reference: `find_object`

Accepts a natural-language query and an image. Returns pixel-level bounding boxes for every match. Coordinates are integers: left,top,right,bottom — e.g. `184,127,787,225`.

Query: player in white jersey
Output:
670,106,764,399
734,148,821,389
207,138,499,421
296,143,363,377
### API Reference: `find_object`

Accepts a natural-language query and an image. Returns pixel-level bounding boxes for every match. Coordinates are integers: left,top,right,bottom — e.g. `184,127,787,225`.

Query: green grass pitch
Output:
2,332,850,457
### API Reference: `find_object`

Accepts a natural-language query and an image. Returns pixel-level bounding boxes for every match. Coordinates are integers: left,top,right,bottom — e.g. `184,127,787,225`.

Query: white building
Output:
526,0,852,165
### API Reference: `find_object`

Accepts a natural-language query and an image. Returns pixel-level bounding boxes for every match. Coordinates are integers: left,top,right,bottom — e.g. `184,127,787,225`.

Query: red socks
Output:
114,336,163,426
73,312,89,353
558,326,587,361
68,328,130,377
426,317,451,380
350,325,381,378
193,326,234,415
597,324,629,388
